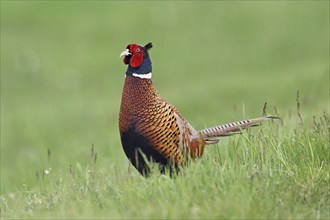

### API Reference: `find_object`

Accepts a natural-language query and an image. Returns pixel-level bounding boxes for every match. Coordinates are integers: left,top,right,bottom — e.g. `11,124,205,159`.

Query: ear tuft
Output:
144,42,153,51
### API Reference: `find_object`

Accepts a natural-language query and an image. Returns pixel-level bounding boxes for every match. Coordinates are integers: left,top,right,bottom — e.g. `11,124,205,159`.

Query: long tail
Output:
199,116,280,144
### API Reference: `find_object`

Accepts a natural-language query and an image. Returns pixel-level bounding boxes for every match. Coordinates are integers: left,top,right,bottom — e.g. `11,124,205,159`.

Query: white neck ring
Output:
132,72,152,79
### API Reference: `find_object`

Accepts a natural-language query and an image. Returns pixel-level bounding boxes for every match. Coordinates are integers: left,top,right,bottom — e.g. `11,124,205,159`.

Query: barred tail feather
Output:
200,116,280,144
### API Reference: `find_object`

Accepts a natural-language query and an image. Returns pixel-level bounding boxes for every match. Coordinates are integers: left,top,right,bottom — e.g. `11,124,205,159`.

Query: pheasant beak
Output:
119,49,131,58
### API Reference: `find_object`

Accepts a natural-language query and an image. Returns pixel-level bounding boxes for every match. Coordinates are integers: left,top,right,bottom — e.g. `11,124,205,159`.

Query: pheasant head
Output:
120,42,153,77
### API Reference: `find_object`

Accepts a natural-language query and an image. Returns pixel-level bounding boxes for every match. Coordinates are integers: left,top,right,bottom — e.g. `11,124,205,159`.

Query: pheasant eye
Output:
136,48,140,52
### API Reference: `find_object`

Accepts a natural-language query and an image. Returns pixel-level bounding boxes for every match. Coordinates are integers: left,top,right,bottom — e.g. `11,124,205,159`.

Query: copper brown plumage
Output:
119,42,279,176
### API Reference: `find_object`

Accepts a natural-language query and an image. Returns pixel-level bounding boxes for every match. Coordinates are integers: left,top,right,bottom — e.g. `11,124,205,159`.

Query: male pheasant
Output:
119,42,278,176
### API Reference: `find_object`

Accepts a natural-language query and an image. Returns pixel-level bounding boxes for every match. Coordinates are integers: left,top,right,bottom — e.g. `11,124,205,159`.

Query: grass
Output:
1,1,329,219
1,116,329,219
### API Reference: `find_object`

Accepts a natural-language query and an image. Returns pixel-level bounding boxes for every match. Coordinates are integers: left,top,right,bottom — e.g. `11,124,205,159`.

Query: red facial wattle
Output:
130,53,143,68
125,44,145,68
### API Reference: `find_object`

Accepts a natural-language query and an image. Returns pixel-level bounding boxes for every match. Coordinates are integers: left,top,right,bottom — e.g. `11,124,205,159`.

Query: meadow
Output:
1,1,329,219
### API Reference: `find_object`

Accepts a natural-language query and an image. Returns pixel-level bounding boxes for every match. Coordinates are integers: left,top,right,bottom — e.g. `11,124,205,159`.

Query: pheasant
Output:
119,42,278,176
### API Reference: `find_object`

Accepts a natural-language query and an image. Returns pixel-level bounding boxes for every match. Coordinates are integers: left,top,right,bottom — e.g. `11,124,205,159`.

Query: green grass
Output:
1,118,329,219
1,1,329,219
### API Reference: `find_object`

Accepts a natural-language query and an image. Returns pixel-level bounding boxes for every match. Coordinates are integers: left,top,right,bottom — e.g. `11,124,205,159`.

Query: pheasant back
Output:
119,76,205,175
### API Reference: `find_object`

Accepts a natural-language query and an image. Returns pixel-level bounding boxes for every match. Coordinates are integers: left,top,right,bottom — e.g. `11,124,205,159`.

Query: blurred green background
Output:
1,1,328,194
